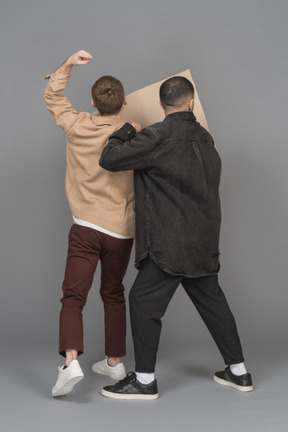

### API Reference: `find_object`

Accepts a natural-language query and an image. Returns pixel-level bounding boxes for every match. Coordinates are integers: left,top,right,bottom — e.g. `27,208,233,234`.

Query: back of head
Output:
160,76,194,110
91,76,124,115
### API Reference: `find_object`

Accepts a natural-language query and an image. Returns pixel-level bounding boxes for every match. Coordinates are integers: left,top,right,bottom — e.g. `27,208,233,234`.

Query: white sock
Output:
230,362,247,376
136,372,155,384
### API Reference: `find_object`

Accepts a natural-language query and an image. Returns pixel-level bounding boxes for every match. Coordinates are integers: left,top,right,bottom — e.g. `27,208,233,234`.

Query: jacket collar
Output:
164,111,196,122
90,111,123,127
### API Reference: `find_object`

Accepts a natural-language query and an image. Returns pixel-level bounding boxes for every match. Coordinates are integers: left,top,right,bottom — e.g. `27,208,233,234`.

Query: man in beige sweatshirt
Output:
44,50,139,397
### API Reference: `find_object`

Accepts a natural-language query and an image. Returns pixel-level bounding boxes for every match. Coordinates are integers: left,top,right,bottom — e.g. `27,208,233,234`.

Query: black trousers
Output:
129,257,244,373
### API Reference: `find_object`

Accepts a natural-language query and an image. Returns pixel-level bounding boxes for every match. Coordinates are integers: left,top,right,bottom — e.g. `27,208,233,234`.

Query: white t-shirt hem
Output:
73,216,131,239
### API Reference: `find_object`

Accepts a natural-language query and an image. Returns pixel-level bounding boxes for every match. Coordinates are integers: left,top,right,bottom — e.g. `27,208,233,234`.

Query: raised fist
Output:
69,50,93,66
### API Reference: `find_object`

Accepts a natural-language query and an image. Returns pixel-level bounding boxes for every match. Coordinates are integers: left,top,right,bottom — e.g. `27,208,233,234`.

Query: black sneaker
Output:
101,372,159,400
213,366,253,392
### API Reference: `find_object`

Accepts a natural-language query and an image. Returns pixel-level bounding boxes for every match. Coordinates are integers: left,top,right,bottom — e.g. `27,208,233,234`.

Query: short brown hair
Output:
91,76,125,115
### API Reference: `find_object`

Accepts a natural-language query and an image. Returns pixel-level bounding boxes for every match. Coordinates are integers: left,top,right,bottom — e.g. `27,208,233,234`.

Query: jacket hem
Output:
135,252,219,279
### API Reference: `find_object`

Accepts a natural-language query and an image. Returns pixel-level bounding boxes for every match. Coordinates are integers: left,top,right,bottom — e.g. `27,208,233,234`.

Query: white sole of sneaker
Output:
101,389,159,400
213,375,253,392
52,375,84,397
92,364,126,381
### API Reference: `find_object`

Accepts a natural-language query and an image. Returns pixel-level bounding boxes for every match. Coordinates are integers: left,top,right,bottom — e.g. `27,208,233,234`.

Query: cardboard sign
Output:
123,69,209,132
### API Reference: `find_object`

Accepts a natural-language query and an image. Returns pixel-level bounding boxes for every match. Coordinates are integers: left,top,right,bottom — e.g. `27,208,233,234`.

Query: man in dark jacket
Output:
99,76,253,399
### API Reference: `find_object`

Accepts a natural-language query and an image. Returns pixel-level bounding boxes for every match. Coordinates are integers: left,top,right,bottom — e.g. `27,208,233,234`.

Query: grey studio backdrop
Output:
0,1,287,431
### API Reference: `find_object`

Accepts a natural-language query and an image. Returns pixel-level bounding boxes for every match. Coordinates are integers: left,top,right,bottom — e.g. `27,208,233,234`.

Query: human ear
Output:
188,98,194,111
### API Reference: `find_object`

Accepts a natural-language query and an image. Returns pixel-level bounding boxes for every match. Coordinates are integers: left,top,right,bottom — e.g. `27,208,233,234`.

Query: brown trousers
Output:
59,224,133,358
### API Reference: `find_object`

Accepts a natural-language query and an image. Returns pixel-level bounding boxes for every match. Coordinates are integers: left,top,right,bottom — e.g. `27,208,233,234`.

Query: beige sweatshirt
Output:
44,75,135,238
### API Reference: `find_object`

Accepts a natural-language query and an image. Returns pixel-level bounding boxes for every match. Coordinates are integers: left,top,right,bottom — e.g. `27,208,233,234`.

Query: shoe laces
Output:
113,372,135,388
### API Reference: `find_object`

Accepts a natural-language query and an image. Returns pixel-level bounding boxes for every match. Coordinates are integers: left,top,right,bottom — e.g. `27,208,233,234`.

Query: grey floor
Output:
2,341,287,432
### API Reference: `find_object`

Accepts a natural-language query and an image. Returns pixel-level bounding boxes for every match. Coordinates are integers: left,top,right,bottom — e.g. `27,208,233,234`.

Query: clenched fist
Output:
69,50,93,66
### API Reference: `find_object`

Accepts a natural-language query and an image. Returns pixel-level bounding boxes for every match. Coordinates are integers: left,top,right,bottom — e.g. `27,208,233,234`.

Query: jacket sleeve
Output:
44,74,78,133
99,123,160,172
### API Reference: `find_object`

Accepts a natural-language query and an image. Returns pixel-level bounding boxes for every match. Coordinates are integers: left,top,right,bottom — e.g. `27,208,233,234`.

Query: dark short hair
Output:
91,76,124,115
160,76,194,109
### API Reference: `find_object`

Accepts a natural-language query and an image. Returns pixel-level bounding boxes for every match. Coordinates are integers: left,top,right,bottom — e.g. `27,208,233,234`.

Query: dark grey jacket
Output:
99,111,222,278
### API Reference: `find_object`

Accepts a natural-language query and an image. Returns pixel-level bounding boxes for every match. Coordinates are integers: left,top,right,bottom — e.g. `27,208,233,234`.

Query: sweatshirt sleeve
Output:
44,74,78,133
99,123,160,172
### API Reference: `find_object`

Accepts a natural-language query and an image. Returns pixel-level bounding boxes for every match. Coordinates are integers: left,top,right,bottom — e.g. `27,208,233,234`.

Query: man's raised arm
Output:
44,50,93,80
44,50,93,133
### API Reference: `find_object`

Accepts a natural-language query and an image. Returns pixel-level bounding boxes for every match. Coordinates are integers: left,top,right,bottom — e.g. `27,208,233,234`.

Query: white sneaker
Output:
92,357,126,380
52,360,84,397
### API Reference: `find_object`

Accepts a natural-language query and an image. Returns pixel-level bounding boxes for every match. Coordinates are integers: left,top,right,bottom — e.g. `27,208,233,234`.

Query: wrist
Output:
66,56,74,67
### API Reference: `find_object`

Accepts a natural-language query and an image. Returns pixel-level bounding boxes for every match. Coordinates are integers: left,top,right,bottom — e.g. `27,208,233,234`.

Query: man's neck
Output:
100,105,124,121
109,112,123,121
97,111,123,121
